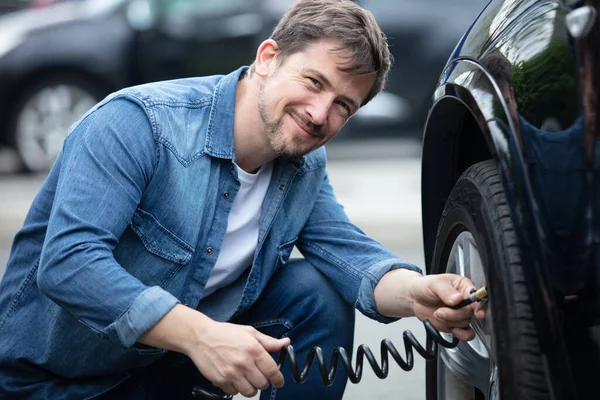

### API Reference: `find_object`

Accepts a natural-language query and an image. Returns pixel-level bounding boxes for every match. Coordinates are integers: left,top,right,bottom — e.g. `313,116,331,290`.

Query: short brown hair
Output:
255,0,391,106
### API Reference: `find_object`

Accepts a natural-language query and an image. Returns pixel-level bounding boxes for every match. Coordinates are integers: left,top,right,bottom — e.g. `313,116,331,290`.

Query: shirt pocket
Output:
277,236,298,265
129,208,194,266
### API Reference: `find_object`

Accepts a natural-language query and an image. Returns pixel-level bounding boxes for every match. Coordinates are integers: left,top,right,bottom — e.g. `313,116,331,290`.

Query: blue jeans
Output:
98,259,356,399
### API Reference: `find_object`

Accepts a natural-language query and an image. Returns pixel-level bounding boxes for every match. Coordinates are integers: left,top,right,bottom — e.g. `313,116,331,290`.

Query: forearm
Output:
373,268,423,318
138,304,213,356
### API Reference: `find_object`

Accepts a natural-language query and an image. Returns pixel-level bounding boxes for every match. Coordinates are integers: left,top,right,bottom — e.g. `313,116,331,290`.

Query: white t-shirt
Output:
201,161,273,298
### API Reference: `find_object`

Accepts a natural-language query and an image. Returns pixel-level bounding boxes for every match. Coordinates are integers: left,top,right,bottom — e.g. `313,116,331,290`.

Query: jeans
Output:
97,258,356,399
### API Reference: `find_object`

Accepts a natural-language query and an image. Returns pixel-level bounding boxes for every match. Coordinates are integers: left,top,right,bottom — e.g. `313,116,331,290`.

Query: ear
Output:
254,39,279,78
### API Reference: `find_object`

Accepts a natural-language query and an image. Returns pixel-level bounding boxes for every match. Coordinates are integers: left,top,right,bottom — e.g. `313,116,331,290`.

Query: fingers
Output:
254,331,290,352
429,275,471,308
213,345,283,396
452,327,476,341
475,308,486,320
252,330,288,387
253,331,289,387
219,382,239,397
237,328,287,390
419,274,488,342
429,312,476,341
245,364,271,392
434,306,473,328
253,351,285,389
472,302,486,320
233,377,259,398
431,304,476,343
433,301,487,342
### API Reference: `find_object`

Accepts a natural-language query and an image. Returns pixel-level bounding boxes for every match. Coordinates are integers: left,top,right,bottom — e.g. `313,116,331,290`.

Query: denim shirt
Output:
0,67,421,398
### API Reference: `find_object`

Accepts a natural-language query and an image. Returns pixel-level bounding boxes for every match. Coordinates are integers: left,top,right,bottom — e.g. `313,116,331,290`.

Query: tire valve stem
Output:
450,286,488,309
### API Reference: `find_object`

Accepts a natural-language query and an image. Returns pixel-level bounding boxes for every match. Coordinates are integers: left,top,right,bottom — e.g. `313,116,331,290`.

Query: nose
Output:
306,96,332,126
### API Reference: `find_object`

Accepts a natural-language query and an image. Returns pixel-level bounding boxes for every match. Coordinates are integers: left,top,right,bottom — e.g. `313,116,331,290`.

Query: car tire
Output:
7,75,102,173
426,159,550,400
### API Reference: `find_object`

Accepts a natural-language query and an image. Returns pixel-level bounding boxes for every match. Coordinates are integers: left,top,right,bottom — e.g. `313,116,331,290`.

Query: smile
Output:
289,113,320,138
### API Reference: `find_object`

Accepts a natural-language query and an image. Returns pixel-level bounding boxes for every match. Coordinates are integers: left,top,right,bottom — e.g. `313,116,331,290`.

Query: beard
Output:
258,81,322,160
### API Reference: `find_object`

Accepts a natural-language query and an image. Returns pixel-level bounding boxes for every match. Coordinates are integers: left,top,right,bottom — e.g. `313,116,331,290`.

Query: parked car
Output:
0,0,286,172
421,0,599,399
0,0,485,173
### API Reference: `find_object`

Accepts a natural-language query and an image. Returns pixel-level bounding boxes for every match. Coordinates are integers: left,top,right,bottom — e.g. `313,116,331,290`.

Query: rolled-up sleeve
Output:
356,258,422,323
297,173,422,323
107,286,180,348
37,96,179,348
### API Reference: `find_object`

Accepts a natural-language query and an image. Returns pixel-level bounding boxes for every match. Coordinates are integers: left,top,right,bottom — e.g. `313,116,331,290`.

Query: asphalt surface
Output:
0,138,429,399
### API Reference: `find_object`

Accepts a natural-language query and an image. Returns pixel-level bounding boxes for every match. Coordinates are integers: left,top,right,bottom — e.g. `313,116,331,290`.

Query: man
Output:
0,0,484,398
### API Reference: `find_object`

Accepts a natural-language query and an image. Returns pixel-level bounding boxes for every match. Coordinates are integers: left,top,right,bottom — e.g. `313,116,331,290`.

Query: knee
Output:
283,259,355,331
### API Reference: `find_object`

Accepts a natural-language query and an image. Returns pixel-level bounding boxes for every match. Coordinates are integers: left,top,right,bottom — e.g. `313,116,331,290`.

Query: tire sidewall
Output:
426,165,516,400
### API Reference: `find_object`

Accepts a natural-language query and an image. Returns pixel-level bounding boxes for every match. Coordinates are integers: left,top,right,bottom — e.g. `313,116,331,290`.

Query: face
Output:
257,39,376,158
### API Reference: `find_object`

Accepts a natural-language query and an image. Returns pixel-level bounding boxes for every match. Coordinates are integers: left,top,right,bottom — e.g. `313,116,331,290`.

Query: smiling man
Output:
235,38,373,171
0,1,484,399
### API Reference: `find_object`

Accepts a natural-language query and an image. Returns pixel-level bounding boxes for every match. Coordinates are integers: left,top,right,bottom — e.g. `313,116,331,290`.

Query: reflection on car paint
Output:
422,0,599,398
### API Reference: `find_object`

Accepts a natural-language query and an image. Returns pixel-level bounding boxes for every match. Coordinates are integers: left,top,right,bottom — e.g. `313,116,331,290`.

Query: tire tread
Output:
430,160,550,400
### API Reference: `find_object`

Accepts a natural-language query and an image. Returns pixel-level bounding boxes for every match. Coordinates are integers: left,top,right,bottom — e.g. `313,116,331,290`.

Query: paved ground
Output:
0,138,430,399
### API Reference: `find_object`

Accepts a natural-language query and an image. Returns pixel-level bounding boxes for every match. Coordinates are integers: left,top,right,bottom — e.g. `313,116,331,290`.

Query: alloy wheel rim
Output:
437,231,498,399
15,84,97,172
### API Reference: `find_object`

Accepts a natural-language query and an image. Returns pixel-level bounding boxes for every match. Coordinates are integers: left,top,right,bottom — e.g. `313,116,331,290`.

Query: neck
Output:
233,73,277,173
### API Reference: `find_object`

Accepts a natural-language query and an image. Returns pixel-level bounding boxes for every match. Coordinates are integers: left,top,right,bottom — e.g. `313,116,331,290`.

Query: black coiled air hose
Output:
191,319,460,399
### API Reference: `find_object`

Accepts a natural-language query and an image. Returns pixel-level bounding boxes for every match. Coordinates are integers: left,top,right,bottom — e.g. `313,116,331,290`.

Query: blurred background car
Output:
0,0,28,15
0,0,485,173
0,0,71,16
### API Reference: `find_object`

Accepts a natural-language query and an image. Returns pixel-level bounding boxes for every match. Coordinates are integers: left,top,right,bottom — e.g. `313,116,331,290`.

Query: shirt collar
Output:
204,66,248,160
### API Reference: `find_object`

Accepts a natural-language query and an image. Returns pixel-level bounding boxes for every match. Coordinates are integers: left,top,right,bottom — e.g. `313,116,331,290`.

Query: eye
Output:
336,100,351,113
308,77,321,87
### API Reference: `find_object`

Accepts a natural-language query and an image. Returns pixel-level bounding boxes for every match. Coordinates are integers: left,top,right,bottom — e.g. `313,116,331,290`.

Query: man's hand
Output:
411,273,486,341
138,304,290,398
374,269,486,341
188,320,290,397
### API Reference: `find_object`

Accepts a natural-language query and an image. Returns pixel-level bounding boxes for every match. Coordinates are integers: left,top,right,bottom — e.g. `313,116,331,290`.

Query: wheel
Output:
8,76,102,173
426,160,550,400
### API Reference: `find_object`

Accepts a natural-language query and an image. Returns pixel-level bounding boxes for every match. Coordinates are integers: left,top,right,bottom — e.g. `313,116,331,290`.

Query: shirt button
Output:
205,247,213,255
223,192,230,199
279,184,285,191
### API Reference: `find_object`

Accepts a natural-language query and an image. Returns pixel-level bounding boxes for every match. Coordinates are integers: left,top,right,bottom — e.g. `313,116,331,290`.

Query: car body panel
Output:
422,0,599,398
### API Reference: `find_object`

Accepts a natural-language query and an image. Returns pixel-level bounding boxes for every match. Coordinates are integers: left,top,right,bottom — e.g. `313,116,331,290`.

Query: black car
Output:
0,0,485,173
0,0,289,172
421,0,599,399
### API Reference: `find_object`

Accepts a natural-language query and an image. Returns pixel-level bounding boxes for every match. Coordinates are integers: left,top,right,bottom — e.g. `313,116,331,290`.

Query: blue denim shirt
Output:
0,67,421,398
